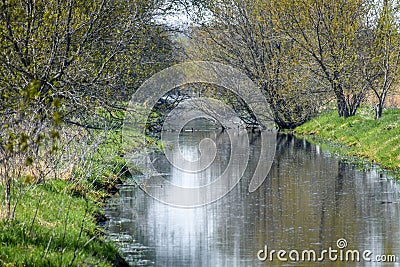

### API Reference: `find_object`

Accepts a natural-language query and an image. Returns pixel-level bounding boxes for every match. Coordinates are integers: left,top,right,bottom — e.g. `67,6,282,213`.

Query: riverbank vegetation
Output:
0,179,118,266
184,0,400,179
295,108,400,173
187,0,400,126
2,0,400,265
0,126,130,266
0,0,177,265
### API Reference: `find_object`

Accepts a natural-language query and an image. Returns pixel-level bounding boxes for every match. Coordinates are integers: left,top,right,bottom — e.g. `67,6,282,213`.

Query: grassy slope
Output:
294,108,400,172
0,129,127,267
0,180,117,267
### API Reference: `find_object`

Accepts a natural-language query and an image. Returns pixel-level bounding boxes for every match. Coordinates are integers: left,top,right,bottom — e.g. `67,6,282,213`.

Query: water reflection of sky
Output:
105,133,400,267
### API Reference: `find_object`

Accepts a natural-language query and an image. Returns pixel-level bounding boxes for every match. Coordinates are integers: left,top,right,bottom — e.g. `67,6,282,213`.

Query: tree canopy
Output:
0,0,177,219
187,0,400,123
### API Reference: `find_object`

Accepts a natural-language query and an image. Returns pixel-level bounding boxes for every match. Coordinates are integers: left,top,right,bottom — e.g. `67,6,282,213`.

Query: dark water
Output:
104,131,400,266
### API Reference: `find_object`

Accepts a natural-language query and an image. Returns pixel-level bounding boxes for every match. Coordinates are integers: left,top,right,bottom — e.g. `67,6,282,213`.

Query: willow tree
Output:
188,0,328,129
272,0,369,118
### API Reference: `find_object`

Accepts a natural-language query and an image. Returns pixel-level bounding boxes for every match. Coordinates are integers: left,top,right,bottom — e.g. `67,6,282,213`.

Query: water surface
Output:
105,131,400,266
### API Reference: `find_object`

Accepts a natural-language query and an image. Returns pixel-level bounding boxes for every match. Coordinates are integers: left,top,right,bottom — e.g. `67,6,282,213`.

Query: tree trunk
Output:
336,94,349,118
375,102,383,119
375,91,388,119
5,177,11,221
332,81,350,118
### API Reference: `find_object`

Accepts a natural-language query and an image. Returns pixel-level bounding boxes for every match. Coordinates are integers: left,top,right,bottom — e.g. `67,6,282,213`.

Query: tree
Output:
187,0,328,129
272,0,370,118
361,0,400,119
0,0,176,220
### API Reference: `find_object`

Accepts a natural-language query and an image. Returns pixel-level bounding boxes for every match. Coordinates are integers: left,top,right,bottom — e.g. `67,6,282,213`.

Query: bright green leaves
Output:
51,98,61,108
53,112,62,125
25,80,41,100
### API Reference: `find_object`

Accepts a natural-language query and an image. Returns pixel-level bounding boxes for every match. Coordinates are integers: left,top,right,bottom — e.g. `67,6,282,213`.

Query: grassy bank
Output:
0,128,129,267
0,180,118,266
294,108,400,174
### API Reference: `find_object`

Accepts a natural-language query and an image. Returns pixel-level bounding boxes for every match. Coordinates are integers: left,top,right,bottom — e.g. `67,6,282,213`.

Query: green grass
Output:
0,127,132,266
0,179,118,267
0,116,160,266
295,108,400,173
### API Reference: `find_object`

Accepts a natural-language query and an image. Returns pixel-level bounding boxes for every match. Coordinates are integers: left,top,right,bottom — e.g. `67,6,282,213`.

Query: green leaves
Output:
0,0,176,222
25,80,41,100
272,0,371,117
190,0,326,128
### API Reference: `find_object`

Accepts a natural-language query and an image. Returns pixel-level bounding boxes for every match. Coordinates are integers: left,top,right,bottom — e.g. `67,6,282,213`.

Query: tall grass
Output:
0,124,129,266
